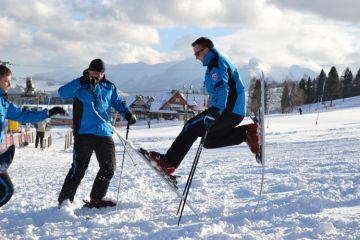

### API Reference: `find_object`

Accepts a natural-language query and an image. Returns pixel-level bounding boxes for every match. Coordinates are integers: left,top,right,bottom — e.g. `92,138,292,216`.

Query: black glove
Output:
125,111,137,125
79,75,97,86
204,107,220,128
48,107,66,117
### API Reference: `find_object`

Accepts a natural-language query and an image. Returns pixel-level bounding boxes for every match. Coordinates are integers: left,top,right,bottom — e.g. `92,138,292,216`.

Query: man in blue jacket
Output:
0,65,65,208
57,59,136,208
147,37,260,175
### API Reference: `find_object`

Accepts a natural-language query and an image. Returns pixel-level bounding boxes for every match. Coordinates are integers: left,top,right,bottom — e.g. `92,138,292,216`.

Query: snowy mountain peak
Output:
248,57,271,72
10,58,318,94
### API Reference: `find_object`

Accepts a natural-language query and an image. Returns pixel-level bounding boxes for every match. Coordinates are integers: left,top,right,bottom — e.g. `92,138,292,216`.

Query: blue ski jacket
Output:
202,47,246,116
0,88,48,143
58,77,129,136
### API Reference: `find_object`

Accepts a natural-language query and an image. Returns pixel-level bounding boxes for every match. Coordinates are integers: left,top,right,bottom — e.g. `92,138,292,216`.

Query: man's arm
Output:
211,61,230,114
58,78,82,99
110,85,130,116
5,102,48,123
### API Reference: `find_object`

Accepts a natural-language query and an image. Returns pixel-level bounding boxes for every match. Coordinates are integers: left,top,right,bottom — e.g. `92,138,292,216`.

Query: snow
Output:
1,97,360,239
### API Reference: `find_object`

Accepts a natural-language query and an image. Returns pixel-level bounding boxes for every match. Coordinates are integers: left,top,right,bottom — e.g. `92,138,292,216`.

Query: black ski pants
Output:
35,131,45,148
0,172,14,208
166,110,247,168
58,134,116,203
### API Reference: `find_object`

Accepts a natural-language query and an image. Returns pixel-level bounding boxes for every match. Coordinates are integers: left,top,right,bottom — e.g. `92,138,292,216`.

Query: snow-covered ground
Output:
1,97,360,240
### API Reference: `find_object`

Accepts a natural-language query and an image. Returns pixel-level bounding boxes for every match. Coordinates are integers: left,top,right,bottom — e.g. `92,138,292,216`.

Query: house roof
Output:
149,92,174,113
124,91,207,113
124,95,136,106
186,93,207,111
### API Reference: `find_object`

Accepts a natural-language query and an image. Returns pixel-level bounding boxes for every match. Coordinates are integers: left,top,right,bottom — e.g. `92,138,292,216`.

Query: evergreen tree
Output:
247,77,268,114
305,77,313,103
353,68,360,96
311,77,318,103
281,81,291,113
316,69,326,102
298,76,307,102
247,77,260,114
341,67,353,99
298,77,306,93
291,83,306,108
326,66,341,106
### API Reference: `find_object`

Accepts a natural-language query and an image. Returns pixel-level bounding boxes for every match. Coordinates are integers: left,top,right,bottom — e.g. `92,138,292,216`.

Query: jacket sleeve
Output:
211,60,229,114
58,78,82,99
5,102,48,123
110,85,130,117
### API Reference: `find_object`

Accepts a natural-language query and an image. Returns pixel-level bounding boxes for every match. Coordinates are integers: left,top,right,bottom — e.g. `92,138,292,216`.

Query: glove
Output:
48,107,66,117
79,75,97,86
125,111,137,125
204,107,220,128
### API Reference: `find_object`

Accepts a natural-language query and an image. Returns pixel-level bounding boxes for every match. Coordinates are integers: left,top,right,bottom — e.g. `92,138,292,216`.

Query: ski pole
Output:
115,122,130,210
91,103,199,216
177,129,209,225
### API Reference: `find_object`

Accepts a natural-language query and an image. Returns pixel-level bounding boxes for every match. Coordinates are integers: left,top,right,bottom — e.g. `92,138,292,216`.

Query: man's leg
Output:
204,113,245,149
166,111,210,168
39,132,45,148
35,132,40,148
58,135,94,205
90,136,116,200
0,172,14,207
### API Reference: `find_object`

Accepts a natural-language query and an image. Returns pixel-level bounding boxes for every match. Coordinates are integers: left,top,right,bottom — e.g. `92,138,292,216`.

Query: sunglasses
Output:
194,48,205,58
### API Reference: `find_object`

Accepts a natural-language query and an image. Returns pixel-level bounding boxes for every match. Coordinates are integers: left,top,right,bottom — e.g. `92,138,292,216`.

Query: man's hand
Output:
125,111,137,125
48,107,66,117
79,75,97,86
204,115,216,128
204,107,220,128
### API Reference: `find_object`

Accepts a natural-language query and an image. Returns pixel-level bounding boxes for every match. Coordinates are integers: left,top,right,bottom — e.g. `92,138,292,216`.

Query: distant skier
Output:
35,120,47,148
57,59,136,208
145,37,260,175
0,65,66,208
298,108,302,115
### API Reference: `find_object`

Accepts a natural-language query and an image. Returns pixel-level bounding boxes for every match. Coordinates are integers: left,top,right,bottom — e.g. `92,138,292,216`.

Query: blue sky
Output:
157,27,236,52
0,0,359,78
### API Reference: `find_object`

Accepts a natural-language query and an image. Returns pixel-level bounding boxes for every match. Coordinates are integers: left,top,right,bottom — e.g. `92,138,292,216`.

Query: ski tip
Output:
139,148,148,154
249,114,259,124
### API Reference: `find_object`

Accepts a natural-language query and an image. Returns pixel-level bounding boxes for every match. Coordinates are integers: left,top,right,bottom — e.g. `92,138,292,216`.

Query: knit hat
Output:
88,59,105,72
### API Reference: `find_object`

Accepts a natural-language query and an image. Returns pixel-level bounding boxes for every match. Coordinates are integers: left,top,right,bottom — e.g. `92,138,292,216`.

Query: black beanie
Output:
88,59,105,72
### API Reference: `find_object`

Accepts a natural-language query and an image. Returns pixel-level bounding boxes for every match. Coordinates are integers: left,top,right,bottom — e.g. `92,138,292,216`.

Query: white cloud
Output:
0,0,359,77
215,10,360,71
268,0,360,23
112,0,266,27
0,17,33,47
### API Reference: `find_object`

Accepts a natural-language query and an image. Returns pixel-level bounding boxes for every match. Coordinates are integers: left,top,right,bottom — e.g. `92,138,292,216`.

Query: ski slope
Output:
1,97,360,239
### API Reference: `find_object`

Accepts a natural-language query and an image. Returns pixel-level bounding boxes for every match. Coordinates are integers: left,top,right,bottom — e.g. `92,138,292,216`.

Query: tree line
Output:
248,66,360,114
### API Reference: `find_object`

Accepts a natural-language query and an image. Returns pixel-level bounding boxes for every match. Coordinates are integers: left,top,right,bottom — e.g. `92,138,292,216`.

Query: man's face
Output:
0,74,12,93
193,44,208,63
89,70,105,82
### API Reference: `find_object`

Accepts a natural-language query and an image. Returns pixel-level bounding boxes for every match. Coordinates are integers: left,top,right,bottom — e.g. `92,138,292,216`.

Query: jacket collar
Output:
203,47,219,67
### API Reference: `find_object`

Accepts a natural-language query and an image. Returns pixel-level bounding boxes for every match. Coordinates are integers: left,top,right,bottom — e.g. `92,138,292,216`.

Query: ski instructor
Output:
57,59,136,208
146,37,260,175
0,65,66,208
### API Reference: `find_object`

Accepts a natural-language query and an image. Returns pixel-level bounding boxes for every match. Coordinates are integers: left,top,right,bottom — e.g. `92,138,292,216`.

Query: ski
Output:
124,142,199,217
254,72,266,212
259,72,265,167
91,103,199,217
249,114,263,164
0,145,15,174
138,148,179,188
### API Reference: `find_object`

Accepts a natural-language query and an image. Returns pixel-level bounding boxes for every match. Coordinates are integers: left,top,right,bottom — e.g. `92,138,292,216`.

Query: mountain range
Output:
10,58,320,95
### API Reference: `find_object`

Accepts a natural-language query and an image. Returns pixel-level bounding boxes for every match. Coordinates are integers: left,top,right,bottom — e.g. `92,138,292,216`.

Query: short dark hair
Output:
0,65,12,78
192,37,214,49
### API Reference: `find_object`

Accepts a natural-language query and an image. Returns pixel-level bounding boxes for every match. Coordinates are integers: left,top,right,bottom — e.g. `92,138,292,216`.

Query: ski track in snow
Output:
1,97,360,239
